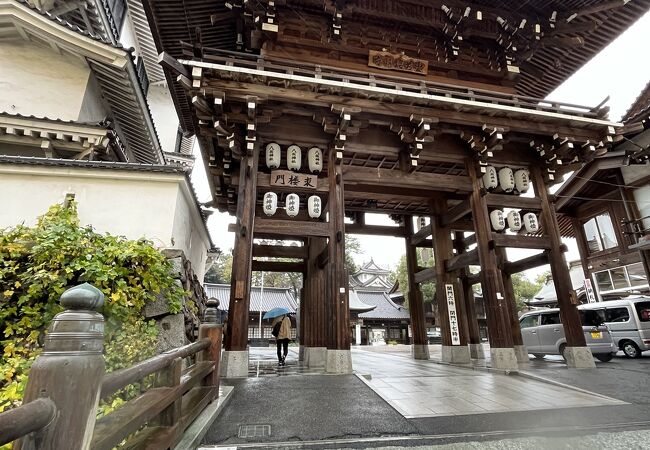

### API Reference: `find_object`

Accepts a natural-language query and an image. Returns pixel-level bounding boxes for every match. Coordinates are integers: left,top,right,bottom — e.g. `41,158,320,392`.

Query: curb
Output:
173,385,235,450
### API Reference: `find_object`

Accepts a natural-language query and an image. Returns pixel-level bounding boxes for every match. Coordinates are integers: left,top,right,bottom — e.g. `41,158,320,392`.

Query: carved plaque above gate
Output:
368,50,428,75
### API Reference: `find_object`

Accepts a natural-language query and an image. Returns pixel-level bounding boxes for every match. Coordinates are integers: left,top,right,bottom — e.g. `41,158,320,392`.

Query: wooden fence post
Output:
198,299,223,400
15,283,105,450
155,357,182,428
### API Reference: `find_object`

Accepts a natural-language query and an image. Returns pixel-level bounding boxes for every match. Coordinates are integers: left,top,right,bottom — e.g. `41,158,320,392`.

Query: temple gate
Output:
144,0,648,375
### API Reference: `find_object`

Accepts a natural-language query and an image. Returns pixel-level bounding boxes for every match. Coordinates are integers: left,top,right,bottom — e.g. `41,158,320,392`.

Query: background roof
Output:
205,283,298,313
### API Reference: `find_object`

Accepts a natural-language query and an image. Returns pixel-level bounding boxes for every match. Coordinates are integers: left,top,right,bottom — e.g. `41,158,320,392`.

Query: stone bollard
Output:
15,283,105,450
198,299,223,400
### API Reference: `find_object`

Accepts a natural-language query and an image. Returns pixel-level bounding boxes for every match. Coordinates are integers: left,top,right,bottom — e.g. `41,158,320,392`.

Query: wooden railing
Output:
0,283,223,450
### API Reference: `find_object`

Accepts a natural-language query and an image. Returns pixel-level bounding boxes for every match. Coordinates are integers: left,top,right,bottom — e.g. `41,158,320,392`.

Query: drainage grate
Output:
238,424,272,439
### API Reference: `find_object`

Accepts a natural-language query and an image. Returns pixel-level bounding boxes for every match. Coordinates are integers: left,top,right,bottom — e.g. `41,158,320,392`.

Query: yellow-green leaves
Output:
0,201,185,414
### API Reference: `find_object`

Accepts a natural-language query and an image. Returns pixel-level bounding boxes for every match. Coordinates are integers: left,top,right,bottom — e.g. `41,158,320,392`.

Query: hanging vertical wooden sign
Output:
445,284,461,345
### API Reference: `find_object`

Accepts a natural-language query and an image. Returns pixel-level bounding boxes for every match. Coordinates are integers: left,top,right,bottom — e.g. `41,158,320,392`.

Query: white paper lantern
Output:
482,165,498,190
287,144,302,171
308,195,322,218
489,209,506,232
514,169,530,194
265,142,281,169
523,213,539,233
506,210,522,232
286,193,300,217
308,147,323,174
498,167,515,193
263,192,277,216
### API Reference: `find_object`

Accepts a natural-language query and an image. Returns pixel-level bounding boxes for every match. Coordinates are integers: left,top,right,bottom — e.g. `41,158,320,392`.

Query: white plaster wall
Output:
170,186,211,281
0,41,91,121
0,166,178,247
633,185,650,232
147,84,180,153
78,72,109,123
118,11,140,55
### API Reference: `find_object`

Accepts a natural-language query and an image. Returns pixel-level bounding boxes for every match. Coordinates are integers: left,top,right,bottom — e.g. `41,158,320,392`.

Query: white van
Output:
579,297,650,358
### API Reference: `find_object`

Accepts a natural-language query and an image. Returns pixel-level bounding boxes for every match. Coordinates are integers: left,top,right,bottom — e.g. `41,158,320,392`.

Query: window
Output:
541,312,561,325
583,212,618,254
605,307,630,323
580,309,604,326
610,267,629,290
635,302,650,322
595,270,614,292
628,263,648,287
594,263,649,294
520,315,538,328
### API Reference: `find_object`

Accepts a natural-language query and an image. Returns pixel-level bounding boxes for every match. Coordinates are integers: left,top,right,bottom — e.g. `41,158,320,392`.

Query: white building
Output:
0,0,213,278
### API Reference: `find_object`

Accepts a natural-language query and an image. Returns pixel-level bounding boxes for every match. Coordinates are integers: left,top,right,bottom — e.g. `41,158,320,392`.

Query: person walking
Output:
272,314,292,366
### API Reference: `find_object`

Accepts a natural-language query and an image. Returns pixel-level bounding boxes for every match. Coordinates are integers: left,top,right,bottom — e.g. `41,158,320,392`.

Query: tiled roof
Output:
0,155,183,173
356,290,411,321
0,111,105,127
204,283,298,313
622,80,650,124
349,290,376,313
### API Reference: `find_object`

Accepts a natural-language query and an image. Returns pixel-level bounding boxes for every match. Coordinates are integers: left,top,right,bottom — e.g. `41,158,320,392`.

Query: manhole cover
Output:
238,424,272,439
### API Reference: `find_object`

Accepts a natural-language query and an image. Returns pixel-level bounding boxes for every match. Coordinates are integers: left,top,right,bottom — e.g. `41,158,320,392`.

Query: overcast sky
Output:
192,11,650,280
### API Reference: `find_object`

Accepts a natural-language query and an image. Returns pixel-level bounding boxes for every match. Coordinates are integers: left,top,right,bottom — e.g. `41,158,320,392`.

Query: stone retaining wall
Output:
144,249,209,352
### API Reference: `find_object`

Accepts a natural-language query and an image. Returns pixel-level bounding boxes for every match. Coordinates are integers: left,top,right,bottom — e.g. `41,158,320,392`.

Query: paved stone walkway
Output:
352,349,625,418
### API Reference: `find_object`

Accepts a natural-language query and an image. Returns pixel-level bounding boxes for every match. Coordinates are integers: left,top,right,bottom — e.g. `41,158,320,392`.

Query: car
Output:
519,308,617,362
427,329,442,344
579,297,650,358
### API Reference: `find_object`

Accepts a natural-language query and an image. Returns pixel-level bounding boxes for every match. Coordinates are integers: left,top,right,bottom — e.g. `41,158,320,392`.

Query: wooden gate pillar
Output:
531,166,595,368
495,248,528,364
303,237,328,367
454,233,485,359
404,216,429,360
222,146,259,377
431,200,470,363
467,158,518,370
325,147,352,373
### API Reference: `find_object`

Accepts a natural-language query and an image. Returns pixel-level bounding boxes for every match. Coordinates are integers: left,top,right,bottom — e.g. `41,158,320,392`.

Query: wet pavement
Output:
200,346,650,449
353,350,624,418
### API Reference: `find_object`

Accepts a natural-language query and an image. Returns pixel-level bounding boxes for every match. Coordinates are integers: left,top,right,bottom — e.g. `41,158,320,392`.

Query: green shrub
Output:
0,201,185,417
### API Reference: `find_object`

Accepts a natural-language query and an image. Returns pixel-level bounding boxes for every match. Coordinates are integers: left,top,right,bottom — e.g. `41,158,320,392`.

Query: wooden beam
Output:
346,224,408,237
405,217,428,349
491,234,552,250
532,165,587,349
316,245,329,269
466,273,481,285
203,79,607,142
485,193,542,210
343,166,472,193
411,224,432,246
252,244,308,259
414,267,436,284
503,251,550,275
415,239,433,248
445,248,479,272
254,218,330,237
157,52,191,78
441,199,471,226
252,260,306,273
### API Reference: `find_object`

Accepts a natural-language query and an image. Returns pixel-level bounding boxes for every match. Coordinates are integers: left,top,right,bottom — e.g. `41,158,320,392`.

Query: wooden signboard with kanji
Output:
270,170,318,189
